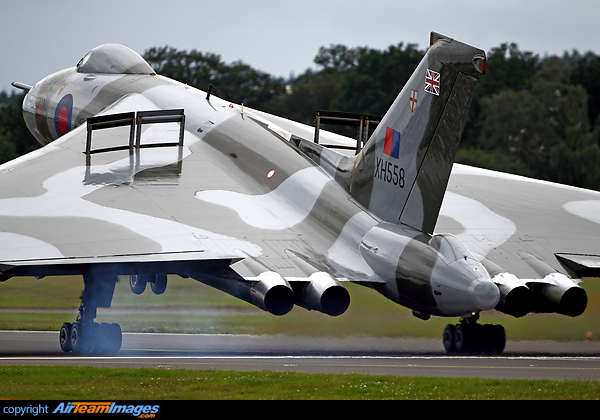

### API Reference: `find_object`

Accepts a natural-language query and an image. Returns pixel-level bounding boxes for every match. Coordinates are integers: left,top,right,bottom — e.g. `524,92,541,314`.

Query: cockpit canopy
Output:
429,234,476,263
76,44,155,75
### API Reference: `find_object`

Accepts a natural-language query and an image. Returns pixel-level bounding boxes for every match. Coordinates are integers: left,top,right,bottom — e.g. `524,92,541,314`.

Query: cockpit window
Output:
430,234,475,263
76,44,155,75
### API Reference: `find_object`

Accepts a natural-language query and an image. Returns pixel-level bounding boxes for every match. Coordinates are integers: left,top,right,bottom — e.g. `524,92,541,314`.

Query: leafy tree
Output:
313,44,361,72
472,68,600,188
477,88,558,179
462,43,542,148
332,43,424,116
0,97,39,164
455,147,534,177
143,46,285,108
476,42,542,98
571,53,600,126
272,43,424,136
271,69,344,125
0,90,24,105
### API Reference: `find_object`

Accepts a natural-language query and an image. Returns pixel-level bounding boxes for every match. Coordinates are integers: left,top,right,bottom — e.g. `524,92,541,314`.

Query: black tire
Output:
92,323,109,354
130,275,146,295
87,323,104,353
442,324,456,353
480,324,506,354
59,322,72,353
106,323,122,354
491,324,506,354
70,323,87,353
94,323,121,354
454,324,470,353
150,275,167,295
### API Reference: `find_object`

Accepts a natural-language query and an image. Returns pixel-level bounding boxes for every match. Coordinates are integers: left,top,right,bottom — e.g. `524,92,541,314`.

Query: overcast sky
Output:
2,0,599,93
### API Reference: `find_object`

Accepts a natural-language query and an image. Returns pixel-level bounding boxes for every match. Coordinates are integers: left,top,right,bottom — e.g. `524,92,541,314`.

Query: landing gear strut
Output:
442,313,506,354
59,272,122,354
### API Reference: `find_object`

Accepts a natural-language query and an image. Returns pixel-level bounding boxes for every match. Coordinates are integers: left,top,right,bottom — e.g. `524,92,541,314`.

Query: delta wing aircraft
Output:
4,33,596,355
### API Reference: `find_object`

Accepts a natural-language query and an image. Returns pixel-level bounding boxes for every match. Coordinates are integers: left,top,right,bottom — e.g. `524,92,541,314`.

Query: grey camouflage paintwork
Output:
1,37,592,321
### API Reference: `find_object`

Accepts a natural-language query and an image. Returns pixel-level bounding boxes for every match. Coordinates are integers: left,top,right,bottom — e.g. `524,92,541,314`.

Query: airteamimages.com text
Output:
2,401,162,417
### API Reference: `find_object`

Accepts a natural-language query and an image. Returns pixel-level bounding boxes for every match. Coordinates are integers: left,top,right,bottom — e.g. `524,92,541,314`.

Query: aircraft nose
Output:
467,278,500,311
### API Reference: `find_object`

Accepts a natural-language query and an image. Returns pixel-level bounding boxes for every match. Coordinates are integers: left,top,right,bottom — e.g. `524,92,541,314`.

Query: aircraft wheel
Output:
442,324,456,353
59,322,73,353
93,323,122,354
106,323,122,354
130,275,147,295
94,323,110,353
150,275,167,295
454,324,470,353
443,322,506,355
483,324,506,354
494,325,506,353
87,323,103,353
70,323,89,354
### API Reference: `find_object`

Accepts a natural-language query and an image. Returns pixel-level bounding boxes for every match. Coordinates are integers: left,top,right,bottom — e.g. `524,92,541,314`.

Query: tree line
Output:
2,41,600,190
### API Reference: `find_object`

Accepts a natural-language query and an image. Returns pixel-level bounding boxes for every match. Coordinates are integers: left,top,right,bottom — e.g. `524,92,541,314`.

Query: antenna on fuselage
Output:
206,84,213,100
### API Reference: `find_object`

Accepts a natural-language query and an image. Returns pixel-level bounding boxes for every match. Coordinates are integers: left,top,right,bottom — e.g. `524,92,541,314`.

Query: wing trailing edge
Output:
0,251,240,280
556,253,600,278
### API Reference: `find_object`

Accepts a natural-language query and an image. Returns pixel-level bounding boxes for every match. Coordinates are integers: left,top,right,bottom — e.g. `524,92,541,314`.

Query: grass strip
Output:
1,365,599,400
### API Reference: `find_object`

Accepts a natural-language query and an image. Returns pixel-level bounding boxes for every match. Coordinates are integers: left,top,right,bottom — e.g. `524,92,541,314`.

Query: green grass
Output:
1,365,599,400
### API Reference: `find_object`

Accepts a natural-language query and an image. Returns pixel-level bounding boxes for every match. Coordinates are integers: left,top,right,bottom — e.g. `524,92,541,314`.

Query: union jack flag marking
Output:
424,69,440,96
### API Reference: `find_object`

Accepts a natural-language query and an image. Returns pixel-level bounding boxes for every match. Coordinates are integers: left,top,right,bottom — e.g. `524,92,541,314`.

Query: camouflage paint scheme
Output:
3,33,595,353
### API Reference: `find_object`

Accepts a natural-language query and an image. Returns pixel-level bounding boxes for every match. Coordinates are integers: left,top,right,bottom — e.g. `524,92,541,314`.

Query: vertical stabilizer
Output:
349,33,485,234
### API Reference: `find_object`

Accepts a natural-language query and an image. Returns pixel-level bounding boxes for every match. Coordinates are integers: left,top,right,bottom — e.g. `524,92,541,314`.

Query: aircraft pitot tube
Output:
359,222,500,318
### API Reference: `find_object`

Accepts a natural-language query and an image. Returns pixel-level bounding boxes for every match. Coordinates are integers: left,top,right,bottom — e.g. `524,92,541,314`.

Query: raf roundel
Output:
54,94,73,136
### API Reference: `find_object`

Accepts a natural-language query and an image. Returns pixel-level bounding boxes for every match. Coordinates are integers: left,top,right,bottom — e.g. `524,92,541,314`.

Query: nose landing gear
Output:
442,313,506,354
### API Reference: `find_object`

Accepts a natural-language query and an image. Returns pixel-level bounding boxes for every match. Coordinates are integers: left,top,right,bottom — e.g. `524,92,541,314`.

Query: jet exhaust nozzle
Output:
251,272,295,316
191,270,295,316
493,272,587,317
536,277,588,317
557,286,588,317
493,273,533,318
497,285,532,317
293,272,350,316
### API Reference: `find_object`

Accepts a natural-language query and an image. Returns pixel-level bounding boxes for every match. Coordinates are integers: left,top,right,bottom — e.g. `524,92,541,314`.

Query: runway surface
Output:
3,331,600,381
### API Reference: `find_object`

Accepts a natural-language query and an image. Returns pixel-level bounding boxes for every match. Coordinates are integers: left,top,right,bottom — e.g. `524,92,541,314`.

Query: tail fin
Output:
349,32,486,234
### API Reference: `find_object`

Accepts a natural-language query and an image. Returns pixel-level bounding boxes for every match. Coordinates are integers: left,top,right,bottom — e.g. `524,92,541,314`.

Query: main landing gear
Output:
59,273,169,354
59,305,122,354
59,273,122,354
442,313,506,354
